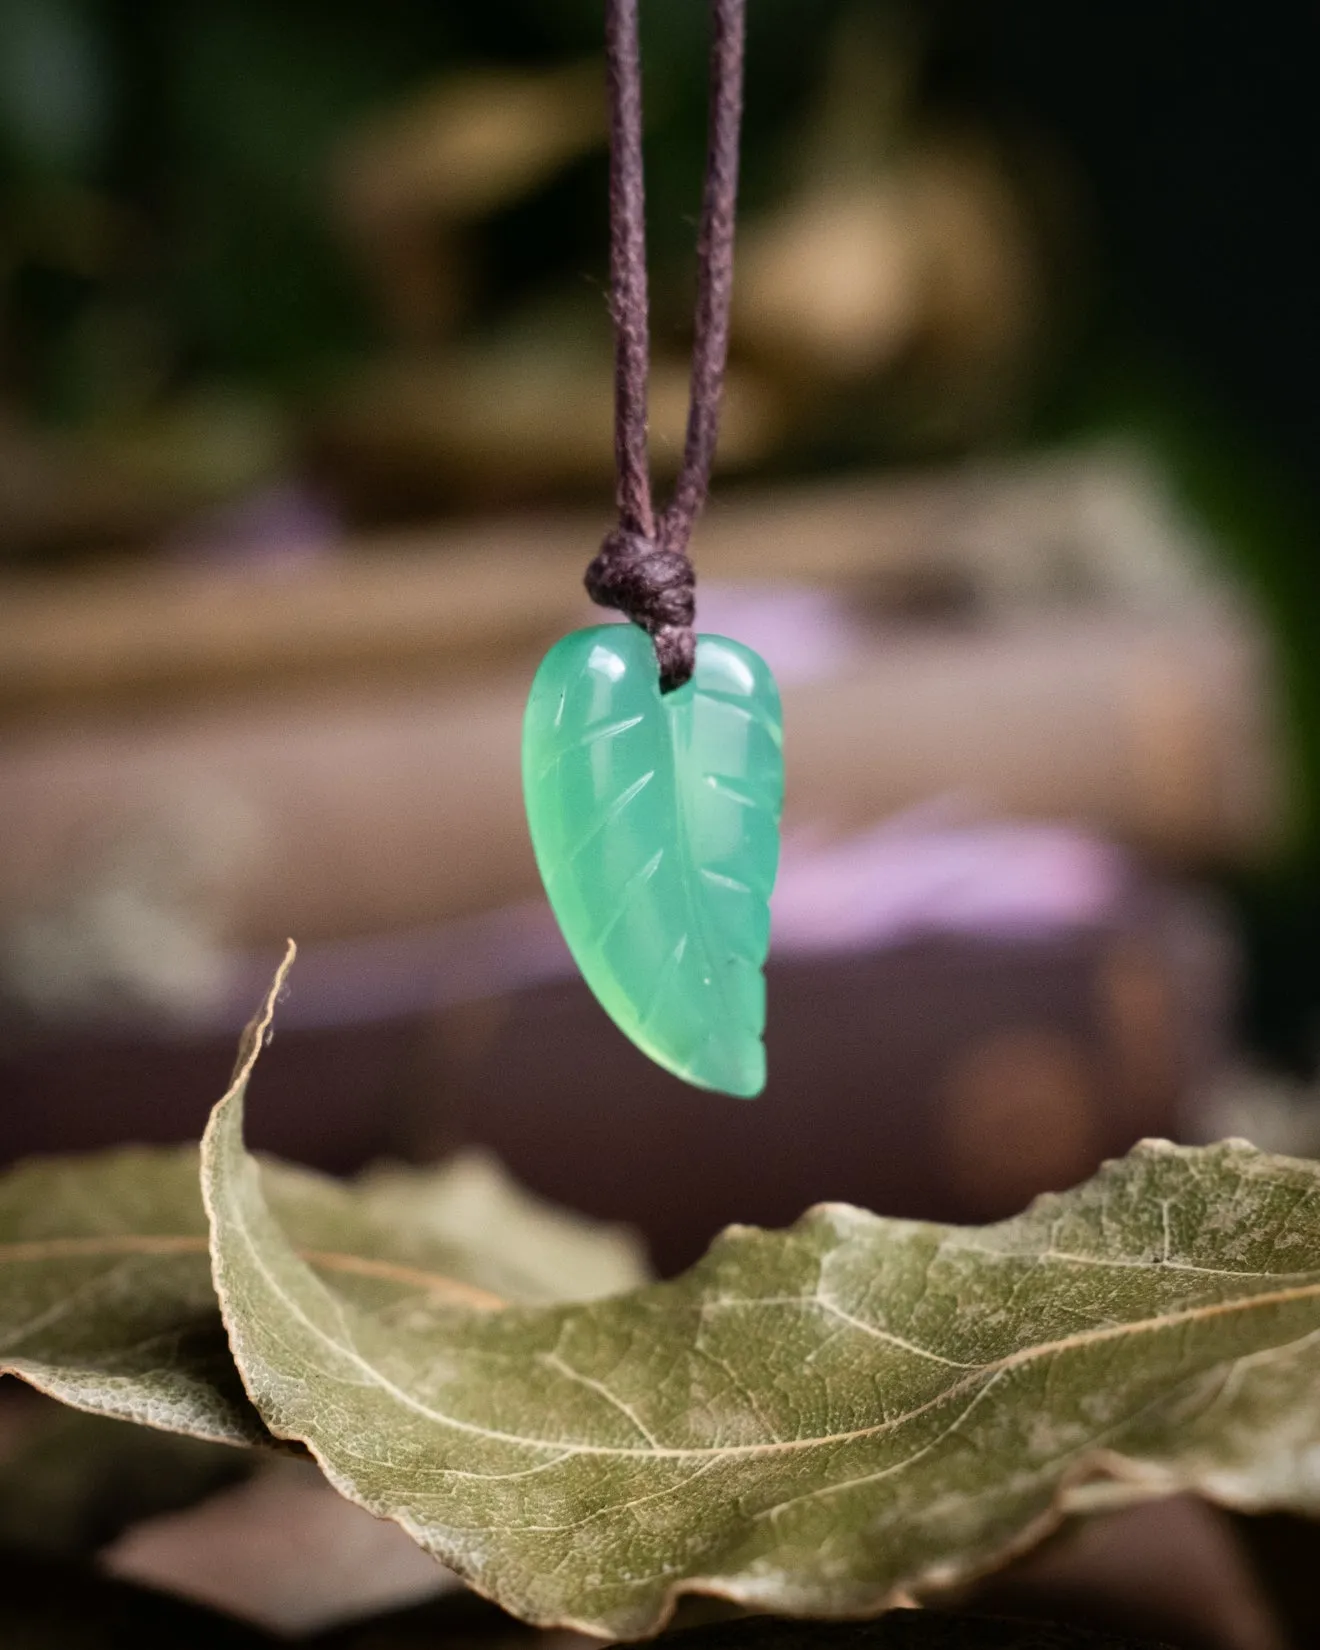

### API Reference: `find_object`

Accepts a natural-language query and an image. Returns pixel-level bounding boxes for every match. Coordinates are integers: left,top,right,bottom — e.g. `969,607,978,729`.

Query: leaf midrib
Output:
223,1165,1320,1463
0,1235,504,1310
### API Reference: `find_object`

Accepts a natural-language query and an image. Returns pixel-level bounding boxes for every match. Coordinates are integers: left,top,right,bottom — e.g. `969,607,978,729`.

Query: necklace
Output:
521,0,783,1097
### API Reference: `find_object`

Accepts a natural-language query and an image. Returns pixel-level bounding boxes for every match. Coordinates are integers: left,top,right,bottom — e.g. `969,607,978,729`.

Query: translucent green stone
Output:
522,625,784,1097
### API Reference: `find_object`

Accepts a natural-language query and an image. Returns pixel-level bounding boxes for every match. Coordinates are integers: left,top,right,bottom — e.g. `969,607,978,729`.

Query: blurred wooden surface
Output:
0,455,1287,973
0,448,1231,717
0,607,1283,957
0,897,1224,1246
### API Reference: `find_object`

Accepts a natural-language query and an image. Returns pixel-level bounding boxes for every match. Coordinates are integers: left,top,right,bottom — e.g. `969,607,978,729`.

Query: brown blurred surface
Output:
0,453,1260,1284
0,612,1280,983
0,1387,1296,1650
0,456,1284,1027
0,451,1250,718
962,1497,1287,1650
1,886,1225,1277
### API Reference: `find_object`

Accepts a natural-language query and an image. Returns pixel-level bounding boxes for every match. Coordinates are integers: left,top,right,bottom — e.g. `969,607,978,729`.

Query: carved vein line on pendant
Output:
703,773,770,812
588,847,665,953
635,935,689,1036
564,768,656,864
539,714,646,781
692,688,782,744
220,1172,1320,1464
699,866,753,895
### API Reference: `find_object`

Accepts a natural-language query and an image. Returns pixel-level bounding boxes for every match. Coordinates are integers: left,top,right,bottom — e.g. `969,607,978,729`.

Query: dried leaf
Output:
0,1142,265,1445
352,1153,648,1306
205,965,1320,1638
0,949,646,1444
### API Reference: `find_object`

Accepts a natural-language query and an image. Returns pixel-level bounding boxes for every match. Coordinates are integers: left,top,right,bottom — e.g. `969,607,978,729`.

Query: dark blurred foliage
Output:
2,2,1313,544
0,0,855,411
4,1,1313,516
1,0,1317,1062
927,0,1320,1067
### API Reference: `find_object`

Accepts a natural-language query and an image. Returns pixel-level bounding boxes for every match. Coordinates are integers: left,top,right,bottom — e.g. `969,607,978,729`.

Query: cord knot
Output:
585,526,696,691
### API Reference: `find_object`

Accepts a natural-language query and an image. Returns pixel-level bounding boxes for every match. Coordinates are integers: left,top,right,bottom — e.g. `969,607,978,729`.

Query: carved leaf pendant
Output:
522,625,784,1096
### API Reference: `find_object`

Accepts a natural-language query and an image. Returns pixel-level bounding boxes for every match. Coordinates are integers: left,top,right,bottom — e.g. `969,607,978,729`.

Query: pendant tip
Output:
693,1042,766,1100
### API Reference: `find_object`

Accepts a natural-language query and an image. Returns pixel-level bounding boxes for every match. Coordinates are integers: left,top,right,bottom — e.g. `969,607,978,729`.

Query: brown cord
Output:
584,0,747,691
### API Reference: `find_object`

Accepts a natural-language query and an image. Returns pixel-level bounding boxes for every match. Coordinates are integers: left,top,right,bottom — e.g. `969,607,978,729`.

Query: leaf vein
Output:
221,1198,1320,1465
539,1351,661,1448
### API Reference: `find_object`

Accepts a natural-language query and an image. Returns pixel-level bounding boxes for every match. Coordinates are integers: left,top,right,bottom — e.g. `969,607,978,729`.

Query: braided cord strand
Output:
585,0,748,692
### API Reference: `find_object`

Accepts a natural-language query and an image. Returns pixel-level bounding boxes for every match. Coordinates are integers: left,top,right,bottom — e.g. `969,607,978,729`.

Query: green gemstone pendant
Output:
522,625,784,1097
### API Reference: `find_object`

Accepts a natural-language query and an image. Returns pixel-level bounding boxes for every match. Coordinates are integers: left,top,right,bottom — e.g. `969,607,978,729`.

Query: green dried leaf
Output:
0,952,646,1445
332,1152,648,1307
205,964,1320,1639
0,1142,264,1445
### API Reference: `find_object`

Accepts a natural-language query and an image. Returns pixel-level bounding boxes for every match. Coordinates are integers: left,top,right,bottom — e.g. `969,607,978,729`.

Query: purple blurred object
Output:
598,581,870,684
0,820,1231,1264
217,819,1132,1032
165,483,341,569
695,582,870,683
773,820,1128,954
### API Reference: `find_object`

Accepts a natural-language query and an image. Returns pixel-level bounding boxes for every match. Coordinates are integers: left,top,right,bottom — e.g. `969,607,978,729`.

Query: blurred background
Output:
1,0,1318,1274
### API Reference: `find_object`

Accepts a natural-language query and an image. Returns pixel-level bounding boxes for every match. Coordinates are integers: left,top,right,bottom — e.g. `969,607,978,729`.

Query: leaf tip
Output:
227,941,297,1090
